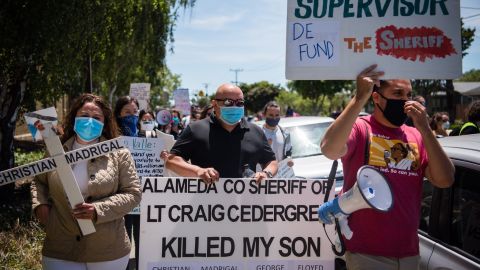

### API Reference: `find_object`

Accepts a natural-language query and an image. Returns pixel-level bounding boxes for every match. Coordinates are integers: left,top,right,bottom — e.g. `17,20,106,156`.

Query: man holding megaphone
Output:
319,65,454,270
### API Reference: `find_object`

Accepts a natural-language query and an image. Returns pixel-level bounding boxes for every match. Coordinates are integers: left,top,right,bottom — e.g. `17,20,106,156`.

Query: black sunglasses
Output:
215,98,245,107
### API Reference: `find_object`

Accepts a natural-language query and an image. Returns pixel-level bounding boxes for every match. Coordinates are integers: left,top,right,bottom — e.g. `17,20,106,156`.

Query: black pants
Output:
125,214,140,270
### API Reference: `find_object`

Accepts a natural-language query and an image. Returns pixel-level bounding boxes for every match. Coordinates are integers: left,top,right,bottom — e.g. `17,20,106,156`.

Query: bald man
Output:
166,83,278,184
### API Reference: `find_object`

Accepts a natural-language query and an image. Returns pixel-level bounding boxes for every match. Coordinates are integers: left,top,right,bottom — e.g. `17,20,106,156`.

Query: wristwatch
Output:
263,170,274,178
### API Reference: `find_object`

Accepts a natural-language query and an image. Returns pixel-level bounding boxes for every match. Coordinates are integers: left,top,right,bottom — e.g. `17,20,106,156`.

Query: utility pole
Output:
202,83,209,96
229,68,243,86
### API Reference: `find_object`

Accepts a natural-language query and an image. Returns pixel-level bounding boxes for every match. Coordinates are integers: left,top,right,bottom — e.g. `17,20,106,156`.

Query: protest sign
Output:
173,88,191,116
140,177,335,270
130,83,151,111
286,0,461,80
278,158,295,179
24,107,58,141
123,136,173,214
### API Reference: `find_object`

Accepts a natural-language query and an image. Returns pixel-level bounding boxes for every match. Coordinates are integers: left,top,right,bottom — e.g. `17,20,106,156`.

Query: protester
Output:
429,112,448,137
138,109,158,138
319,65,454,270
285,106,294,117
458,100,480,135
165,83,278,184
31,93,141,270
441,113,450,131
114,96,140,270
405,95,426,127
114,96,140,137
200,104,214,119
261,101,293,167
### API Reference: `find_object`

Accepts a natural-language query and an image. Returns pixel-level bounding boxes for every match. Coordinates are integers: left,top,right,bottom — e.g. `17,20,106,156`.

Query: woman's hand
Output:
73,203,97,220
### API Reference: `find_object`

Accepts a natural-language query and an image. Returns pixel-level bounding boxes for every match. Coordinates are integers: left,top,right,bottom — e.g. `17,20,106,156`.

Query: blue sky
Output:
166,0,480,95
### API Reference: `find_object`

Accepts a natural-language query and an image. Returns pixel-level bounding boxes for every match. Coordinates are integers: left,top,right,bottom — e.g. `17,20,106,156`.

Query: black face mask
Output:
376,92,408,127
265,117,280,127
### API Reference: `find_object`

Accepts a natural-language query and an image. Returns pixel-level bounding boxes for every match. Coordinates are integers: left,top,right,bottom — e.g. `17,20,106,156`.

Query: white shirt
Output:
262,126,285,162
72,139,95,198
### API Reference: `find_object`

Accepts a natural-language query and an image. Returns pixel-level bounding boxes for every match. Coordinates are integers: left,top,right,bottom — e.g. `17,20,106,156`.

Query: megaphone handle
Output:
338,215,353,240
333,218,346,256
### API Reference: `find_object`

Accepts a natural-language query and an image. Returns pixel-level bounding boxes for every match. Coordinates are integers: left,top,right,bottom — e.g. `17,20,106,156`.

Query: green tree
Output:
0,0,194,199
239,81,285,114
287,80,354,115
458,69,480,82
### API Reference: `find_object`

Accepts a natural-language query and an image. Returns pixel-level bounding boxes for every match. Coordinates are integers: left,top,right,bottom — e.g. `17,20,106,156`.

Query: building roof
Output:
453,82,480,96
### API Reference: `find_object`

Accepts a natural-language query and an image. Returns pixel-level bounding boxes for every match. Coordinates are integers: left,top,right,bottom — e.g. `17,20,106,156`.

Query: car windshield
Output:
285,122,331,158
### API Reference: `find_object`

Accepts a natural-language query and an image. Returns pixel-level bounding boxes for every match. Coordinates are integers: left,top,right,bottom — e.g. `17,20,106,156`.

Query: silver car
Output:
419,134,480,270
256,116,344,187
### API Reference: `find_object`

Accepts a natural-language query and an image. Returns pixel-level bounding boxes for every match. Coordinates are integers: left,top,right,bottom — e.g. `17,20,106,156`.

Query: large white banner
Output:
140,177,335,270
286,0,462,80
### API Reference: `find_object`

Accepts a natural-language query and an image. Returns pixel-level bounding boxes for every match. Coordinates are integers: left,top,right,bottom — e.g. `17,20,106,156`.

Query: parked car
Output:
255,116,344,188
419,134,480,270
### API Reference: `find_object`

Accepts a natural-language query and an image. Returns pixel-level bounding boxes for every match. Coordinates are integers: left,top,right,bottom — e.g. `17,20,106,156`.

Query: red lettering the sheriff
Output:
376,25,456,62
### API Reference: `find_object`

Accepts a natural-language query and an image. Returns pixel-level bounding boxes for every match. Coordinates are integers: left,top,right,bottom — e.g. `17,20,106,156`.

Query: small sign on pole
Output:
130,83,151,111
173,88,191,116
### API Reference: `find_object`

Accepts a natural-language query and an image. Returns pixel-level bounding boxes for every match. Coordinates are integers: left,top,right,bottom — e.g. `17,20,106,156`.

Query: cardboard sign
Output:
130,83,151,111
123,136,174,214
285,0,461,80
139,177,335,270
173,88,191,116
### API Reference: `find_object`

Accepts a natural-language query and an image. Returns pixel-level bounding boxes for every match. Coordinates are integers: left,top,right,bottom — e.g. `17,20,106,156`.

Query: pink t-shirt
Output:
341,115,428,258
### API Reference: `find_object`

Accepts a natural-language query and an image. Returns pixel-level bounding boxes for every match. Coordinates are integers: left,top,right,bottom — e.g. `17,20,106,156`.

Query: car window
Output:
420,165,480,260
285,122,331,158
450,166,480,259
420,177,433,232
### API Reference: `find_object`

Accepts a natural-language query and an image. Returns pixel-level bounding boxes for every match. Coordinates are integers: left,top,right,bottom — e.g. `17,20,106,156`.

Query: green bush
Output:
14,150,45,167
0,149,46,269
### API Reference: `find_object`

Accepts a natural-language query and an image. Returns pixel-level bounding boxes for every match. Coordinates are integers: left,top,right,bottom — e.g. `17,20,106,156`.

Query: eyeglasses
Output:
215,98,245,107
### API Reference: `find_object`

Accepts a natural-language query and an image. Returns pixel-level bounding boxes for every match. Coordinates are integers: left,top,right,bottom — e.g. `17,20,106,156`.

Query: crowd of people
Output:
28,69,479,270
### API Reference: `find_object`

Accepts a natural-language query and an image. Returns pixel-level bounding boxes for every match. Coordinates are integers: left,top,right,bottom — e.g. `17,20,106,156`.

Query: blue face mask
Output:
172,116,180,126
220,106,244,125
74,117,104,142
119,115,139,136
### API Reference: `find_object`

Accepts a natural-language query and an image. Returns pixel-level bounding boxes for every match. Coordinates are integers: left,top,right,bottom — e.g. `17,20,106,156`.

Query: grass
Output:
0,149,45,270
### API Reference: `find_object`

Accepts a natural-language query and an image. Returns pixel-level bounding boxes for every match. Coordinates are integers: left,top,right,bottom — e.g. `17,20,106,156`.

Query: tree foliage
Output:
287,80,354,115
458,69,480,82
0,0,194,198
239,81,285,114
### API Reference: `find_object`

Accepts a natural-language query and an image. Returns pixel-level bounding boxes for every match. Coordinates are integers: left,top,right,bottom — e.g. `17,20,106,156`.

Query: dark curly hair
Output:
62,93,119,143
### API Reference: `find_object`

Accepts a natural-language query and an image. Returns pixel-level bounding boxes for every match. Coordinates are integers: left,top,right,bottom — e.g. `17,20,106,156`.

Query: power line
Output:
461,6,480,10
463,13,480,20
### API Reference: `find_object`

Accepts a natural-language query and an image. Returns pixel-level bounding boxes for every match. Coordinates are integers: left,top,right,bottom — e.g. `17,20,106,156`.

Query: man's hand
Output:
35,204,50,226
253,171,270,184
196,167,220,184
73,203,97,220
405,101,429,133
356,64,384,102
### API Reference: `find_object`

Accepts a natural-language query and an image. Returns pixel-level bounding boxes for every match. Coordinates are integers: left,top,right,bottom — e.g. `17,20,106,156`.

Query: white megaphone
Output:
319,165,393,239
